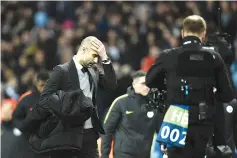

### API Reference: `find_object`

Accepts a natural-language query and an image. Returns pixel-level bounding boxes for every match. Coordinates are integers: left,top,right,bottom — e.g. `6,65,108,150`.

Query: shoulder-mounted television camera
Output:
205,8,231,47
204,8,233,66
205,32,231,48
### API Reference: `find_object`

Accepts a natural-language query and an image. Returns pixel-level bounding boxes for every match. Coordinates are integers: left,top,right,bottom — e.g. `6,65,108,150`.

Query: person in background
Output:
12,71,49,132
8,71,49,158
102,70,162,158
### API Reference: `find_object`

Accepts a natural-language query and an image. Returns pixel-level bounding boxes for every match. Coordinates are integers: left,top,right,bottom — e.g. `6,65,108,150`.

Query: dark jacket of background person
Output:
8,72,49,158
208,36,237,157
12,86,41,129
8,87,42,158
20,59,117,155
97,74,133,122
102,87,163,158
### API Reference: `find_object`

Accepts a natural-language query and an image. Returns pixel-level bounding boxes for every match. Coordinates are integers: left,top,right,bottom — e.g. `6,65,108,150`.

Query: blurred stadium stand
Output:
1,1,237,157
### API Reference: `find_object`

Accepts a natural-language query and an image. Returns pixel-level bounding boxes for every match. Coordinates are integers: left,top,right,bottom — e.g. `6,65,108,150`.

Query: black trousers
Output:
168,124,213,158
50,129,99,158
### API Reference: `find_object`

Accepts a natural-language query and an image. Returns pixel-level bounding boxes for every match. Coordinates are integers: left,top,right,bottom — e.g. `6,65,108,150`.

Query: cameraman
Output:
208,33,237,157
101,71,163,158
146,15,234,158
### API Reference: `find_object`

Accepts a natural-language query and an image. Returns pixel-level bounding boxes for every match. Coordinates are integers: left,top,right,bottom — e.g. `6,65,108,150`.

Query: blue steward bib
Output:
157,104,190,148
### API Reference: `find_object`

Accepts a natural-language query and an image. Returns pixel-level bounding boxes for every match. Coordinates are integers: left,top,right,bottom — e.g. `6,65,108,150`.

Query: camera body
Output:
145,88,168,113
207,32,231,45
205,32,232,62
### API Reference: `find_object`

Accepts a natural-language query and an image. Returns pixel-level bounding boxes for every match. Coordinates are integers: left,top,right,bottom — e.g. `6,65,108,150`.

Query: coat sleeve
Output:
101,96,123,158
146,51,167,89
39,66,64,104
98,63,117,90
12,95,32,129
215,53,234,102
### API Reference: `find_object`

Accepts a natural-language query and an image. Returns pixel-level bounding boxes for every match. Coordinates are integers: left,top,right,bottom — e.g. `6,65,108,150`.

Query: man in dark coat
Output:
20,36,117,158
9,71,49,158
207,34,237,158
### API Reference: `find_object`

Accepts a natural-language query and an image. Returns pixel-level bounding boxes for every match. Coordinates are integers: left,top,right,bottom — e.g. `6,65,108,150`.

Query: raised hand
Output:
91,39,108,61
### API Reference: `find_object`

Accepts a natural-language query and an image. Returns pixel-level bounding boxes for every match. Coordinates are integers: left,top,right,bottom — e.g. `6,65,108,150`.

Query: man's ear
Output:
181,29,184,39
201,31,206,42
132,81,137,89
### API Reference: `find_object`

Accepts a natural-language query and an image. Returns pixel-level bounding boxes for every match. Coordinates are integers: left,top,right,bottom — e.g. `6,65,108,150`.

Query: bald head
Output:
76,36,100,67
78,36,98,54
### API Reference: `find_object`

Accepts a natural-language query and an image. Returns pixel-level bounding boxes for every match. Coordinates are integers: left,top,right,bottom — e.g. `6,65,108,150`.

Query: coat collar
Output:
182,36,202,46
68,59,98,92
68,59,80,89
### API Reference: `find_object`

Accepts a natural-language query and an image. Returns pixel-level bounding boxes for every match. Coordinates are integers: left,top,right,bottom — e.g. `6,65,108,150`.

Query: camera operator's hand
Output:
161,144,168,155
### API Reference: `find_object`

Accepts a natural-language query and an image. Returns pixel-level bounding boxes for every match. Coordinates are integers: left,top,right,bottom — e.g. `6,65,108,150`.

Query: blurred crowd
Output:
1,1,237,120
1,1,237,158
